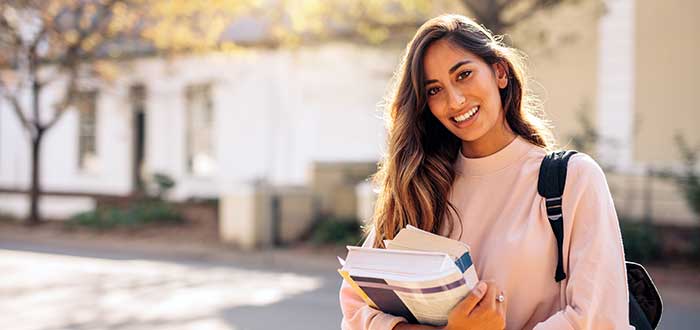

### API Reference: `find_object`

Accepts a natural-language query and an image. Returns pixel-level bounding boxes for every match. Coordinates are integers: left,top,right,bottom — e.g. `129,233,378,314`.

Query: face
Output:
422,39,513,157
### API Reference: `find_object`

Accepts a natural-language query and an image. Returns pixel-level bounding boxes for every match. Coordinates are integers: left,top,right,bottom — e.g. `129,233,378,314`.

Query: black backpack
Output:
538,150,663,330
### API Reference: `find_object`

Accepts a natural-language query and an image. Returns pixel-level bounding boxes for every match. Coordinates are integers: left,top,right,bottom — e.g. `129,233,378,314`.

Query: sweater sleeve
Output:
339,229,408,330
534,154,634,330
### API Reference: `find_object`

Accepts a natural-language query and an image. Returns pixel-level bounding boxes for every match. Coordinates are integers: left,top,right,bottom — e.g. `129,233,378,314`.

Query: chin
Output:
456,131,487,143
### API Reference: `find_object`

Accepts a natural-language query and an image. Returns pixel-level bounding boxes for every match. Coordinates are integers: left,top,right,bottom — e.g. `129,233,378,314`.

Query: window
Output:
76,90,98,171
185,84,216,176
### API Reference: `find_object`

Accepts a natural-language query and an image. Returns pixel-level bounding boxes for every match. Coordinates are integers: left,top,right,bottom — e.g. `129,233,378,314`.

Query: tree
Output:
0,0,255,225
673,134,700,221
458,0,589,35
269,0,596,45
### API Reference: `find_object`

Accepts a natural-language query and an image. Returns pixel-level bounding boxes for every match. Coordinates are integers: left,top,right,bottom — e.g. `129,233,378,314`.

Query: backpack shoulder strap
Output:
537,150,578,282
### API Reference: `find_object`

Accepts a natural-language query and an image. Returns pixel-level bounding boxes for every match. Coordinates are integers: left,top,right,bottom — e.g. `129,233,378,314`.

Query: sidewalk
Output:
0,220,345,273
1,222,698,330
0,225,346,330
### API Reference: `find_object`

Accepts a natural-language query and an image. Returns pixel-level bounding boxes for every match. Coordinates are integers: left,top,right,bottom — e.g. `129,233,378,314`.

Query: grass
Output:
310,217,363,246
620,221,661,263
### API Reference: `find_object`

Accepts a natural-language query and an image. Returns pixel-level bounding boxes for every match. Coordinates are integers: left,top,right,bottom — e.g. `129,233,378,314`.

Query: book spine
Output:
338,269,378,309
454,252,473,273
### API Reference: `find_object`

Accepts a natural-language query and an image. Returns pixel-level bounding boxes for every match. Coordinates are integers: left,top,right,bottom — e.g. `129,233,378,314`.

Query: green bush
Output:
620,221,661,263
310,217,363,246
152,173,176,199
66,201,183,230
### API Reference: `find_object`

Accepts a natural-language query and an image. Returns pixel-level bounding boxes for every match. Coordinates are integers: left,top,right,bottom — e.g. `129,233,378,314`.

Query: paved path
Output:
0,238,698,330
0,239,344,330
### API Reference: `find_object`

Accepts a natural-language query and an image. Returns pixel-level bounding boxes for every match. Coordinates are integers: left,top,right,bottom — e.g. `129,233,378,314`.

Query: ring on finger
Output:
496,292,505,303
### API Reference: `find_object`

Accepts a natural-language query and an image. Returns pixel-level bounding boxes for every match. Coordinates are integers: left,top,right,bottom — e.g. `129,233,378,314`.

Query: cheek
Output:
477,84,503,117
489,80,504,106
427,99,445,118
428,102,456,131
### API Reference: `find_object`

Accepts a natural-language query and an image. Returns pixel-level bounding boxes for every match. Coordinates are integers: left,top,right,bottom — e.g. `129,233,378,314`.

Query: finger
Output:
454,281,488,314
476,280,498,314
496,290,506,317
497,291,507,330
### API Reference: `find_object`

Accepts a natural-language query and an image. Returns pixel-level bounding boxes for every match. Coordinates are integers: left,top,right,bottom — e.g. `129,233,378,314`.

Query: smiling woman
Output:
370,13,554,252
339,14,633,330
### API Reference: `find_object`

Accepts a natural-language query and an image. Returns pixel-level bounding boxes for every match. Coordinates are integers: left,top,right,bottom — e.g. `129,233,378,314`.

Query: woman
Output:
339,14,632,330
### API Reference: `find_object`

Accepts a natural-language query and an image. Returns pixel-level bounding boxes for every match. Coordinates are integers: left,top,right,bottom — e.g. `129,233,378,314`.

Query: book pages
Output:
339,225,481,326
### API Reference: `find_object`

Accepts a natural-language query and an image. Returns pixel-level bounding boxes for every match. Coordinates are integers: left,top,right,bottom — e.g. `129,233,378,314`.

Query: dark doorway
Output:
130,85,146,193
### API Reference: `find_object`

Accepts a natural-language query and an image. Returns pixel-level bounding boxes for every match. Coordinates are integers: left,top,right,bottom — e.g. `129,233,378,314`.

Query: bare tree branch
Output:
43,98,71,130
28,25,47,56
501,0,564,30
461,0,490,25
0,7,25,50
63,0,122,60
497,0,518,11
0,80,32,132
43,70,77,131
460,0,506,34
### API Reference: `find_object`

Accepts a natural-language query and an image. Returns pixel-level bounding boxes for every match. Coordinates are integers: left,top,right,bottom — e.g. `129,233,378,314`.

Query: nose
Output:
447,85,466,110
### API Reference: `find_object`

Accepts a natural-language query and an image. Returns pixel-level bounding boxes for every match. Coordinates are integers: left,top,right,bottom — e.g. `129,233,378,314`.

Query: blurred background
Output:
0,0,698,329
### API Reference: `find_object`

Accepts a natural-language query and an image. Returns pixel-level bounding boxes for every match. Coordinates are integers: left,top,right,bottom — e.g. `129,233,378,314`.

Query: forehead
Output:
423,39,483,77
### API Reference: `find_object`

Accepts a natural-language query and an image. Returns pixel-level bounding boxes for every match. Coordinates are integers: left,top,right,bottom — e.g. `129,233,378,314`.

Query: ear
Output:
492,61,509,89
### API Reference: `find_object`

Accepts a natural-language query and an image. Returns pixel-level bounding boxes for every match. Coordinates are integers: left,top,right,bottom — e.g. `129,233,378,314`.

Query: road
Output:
0,239,698,330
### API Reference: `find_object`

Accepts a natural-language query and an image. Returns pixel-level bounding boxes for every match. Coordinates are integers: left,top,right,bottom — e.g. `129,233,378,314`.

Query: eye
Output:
457,70,472,80
427,86,441,96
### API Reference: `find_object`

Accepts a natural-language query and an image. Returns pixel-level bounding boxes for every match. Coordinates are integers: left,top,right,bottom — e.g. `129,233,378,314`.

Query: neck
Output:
461,123,517,158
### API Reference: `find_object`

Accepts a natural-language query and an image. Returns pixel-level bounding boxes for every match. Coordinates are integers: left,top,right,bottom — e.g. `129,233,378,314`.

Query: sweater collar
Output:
455,135,535,177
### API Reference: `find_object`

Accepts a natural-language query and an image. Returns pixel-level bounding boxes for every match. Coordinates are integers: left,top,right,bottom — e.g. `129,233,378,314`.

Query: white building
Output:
0,43,400,218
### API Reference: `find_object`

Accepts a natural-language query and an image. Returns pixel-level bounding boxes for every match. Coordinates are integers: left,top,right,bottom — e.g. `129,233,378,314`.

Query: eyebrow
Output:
449,60,472,74
424,60,473,86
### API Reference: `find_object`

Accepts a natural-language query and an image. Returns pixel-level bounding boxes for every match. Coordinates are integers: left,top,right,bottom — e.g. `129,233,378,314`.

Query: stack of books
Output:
338,225,479,326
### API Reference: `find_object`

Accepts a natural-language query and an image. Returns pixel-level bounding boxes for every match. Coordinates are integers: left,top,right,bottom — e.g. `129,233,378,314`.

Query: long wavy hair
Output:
369,14,555,248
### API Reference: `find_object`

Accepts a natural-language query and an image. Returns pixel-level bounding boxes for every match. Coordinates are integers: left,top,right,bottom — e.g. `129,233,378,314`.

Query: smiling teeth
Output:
454,106,479,122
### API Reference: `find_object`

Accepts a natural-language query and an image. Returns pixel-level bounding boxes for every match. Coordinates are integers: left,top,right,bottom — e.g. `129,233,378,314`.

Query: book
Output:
338,225,479,326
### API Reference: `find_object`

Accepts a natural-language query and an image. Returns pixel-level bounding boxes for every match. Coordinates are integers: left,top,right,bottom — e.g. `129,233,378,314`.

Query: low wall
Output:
607,173,698,226
219,184,316,249
0,192,95,220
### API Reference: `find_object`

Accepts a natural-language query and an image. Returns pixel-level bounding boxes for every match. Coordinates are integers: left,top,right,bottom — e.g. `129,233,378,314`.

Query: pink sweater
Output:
339,136,632,330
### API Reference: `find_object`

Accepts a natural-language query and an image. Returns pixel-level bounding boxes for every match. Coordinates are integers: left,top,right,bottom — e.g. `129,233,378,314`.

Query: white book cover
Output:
338,226,480,326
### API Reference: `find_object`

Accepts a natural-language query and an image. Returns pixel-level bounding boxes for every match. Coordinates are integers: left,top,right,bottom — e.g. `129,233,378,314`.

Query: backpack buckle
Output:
545,197,563,221
547,214,562,221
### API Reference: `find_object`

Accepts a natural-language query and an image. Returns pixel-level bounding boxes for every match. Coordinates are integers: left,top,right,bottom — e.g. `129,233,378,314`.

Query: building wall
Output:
513,1,601,150
596,0,637,171
133,44,397,199
509,0,700,171
0,43,399,218
510,0,698,225
633,0,700,165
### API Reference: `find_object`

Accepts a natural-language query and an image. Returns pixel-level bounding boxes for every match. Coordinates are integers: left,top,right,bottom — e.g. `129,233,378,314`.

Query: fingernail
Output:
472,281,487,295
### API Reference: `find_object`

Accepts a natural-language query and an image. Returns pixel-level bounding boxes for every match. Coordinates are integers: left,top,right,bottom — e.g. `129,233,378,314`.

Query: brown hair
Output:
369,14,555,247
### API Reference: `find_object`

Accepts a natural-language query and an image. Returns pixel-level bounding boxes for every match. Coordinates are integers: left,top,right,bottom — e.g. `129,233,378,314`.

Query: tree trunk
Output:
27,70,43,226
27,129,44,226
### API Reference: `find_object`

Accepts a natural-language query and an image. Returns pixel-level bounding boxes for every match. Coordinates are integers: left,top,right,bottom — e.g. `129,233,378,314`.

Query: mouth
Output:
451,106,480,124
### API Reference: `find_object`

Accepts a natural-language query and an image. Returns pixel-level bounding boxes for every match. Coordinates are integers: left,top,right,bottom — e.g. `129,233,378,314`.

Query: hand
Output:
392,280,506,330
444,280,507,330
